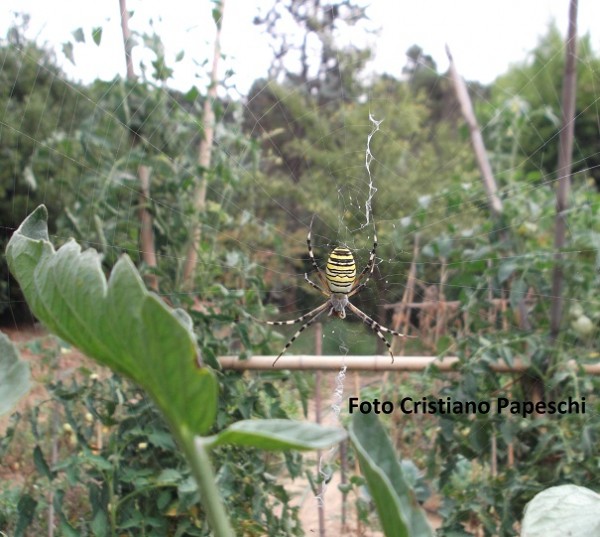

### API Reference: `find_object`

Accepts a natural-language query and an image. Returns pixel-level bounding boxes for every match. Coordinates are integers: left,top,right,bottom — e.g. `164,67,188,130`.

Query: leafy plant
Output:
521,484,600,537
349,412,434,537
0,331,30,416
6,205,346,536
0,21,92,319
418,179,600,536
6,205,438,536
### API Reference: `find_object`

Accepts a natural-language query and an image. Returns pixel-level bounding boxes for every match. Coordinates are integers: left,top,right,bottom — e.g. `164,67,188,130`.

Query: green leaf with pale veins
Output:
0,331,31,415
6,205,217,436
521,485,600,537
349,412,434,537
210,419,347,450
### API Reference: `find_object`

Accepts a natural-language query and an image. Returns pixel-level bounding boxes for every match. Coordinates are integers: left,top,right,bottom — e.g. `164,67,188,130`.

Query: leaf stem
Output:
177,429,234,537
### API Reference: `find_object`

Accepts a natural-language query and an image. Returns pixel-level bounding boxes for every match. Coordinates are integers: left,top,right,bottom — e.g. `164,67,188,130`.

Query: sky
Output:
2,0,599,93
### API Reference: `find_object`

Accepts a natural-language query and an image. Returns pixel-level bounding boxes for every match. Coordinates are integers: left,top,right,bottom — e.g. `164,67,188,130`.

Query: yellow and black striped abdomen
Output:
326,247,356,294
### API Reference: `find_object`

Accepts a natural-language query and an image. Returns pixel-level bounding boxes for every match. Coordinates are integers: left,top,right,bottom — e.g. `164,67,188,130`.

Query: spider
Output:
262,219,409,365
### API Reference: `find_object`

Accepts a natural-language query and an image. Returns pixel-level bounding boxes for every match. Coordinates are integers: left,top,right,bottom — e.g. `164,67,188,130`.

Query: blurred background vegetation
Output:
1,2,599,535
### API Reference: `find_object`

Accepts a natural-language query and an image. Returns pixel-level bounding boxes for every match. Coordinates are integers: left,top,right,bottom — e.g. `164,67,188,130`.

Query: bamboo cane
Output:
218,355,600,374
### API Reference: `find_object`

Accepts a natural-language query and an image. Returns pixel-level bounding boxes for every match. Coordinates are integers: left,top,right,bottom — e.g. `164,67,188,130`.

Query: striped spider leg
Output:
346,302,408,362
305,216,329,293
265,302,330,365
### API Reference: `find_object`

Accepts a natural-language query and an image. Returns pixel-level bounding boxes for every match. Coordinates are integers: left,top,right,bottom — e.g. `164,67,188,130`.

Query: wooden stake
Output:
118,0,158,291
446,45,503,217
550,0,578,342
182,0,225,289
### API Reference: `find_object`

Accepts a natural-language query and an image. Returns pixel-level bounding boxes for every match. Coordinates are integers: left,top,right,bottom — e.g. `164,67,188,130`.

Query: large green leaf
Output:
349,412,434,537
6,205,217,435
0,331,31,415
521,485,600,537
210,419,347,450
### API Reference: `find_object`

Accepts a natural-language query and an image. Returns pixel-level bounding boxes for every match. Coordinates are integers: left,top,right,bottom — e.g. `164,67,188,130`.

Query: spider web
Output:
1,1,600,533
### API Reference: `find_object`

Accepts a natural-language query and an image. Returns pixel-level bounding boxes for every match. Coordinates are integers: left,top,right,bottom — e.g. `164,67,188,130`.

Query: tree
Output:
490,23,600,189
0,20,92,319
254,0,373,104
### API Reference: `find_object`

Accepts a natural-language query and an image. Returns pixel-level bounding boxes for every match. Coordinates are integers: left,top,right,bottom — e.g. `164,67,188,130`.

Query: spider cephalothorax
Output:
260,220,408,365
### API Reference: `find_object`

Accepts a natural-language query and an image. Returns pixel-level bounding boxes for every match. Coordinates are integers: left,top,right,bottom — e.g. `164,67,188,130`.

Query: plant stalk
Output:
177,429,234,537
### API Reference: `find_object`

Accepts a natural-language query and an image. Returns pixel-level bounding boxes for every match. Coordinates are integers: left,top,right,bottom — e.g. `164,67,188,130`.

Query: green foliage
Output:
0,331,30,415
6,205,217,436
6,206,346,536
210,419,346,450
48,77,258,299
241,71,474,338
521,485,600,536
7,370,212,535
3,24,324,533
0,23,92,318
341,132,599,535
1,362,328,535
349,413,434,537
416,179,599,535
0,339,312,536
487,24,600,188
13,19,258,305
5,8,600,535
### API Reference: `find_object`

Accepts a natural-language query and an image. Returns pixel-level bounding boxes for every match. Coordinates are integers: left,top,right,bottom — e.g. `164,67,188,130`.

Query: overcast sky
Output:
3,0,598,93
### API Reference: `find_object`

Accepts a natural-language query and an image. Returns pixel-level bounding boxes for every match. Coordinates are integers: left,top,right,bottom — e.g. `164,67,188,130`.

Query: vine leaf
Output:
6,205,217,435
349,412,434,537
0,331,31,416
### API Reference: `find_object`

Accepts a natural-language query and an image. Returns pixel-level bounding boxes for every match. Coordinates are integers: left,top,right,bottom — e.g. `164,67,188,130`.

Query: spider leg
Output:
307,216,329,289
347,281,367,298
347,302,409,364
272,304,329,366
347,303,410,338
304,273,329,296
259,302,329,327
348,228,377,297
